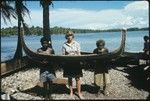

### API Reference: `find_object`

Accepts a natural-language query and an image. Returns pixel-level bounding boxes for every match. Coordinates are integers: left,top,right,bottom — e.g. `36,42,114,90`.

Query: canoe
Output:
21,22,126,63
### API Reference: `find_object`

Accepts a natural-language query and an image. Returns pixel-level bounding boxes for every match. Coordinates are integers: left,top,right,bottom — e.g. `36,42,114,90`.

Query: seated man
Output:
93,39,111,96
37,37,56,99
143,35,150,65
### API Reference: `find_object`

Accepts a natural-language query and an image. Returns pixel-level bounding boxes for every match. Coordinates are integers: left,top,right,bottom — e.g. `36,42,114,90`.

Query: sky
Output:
1,0,149,30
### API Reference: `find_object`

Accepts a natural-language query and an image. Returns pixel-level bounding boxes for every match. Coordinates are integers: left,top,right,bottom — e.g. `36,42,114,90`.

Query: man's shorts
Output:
40,71,56,82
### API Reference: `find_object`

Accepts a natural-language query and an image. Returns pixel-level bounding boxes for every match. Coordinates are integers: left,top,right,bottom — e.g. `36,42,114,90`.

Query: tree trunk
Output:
14,17,22,58
13,3,22,69
43,1,52,48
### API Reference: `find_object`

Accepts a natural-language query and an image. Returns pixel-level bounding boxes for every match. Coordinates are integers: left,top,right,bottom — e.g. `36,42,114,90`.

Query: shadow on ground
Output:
22,83,99,98
113,63,150,99
22,84,68,97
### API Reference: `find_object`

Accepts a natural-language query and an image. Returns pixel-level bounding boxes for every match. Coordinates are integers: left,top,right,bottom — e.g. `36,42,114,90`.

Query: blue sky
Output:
1,0,149,29
26,1,129,10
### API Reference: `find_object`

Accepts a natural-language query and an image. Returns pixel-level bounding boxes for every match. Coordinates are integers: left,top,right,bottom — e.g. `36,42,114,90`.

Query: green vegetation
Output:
1,26,149,36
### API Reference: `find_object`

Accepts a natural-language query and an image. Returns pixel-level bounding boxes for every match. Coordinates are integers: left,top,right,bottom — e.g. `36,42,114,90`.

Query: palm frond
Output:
15,0,30,22
40,0,54,7
1,1,17,24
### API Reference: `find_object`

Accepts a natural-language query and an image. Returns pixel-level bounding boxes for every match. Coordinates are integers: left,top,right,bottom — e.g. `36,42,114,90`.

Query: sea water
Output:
1,30,149,62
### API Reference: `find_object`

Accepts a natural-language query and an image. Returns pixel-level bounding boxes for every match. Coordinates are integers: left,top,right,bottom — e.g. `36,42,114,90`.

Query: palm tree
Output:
13,0,30,59
1,0,29,68
40,0,53,48
1,1,17,24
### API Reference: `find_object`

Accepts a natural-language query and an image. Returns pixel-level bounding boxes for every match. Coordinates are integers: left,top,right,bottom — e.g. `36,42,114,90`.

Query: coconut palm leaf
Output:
1,1,17,24
40,0,53,7
14,0,30,22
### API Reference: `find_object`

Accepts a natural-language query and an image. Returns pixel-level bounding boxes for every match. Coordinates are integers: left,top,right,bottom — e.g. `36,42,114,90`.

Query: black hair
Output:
40,37,49,43
40,37,53,48
144,36,149,41
96,39,105,47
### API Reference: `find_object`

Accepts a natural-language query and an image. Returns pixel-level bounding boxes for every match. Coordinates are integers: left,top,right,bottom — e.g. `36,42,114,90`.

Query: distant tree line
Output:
1,26,149,36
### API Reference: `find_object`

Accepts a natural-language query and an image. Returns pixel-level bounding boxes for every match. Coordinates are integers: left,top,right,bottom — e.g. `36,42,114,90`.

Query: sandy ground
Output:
1,62,150,100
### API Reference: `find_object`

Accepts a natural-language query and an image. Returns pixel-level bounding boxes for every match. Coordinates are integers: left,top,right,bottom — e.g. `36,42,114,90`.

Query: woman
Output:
62,31,84,99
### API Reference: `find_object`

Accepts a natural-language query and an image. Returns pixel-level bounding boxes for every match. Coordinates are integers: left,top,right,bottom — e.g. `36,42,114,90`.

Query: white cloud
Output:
50,1,149,29
24,10,43,27
1,1,149,30
124,1,148,11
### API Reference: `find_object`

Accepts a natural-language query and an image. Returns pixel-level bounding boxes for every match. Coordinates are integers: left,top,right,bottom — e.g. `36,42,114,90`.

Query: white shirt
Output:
62,41,81,55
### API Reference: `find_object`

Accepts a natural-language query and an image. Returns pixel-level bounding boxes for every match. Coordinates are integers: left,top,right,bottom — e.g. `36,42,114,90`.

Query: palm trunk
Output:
13,2,23,68
14,16,22,59
43,1,52,48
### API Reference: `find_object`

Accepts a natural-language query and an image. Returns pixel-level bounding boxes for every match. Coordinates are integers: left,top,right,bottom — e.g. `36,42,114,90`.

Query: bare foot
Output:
78,94,84,100
69,93,74,99
103,90,109,96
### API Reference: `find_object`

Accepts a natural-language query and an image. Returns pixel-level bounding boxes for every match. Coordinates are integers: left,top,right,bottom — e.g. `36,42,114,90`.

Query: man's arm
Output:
101,48,109,54
93,49,97,54
37,48,49,63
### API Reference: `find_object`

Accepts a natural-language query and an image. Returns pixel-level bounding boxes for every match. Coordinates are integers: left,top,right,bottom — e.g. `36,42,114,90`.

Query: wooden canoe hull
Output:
1,56,28,77
21,22,126,63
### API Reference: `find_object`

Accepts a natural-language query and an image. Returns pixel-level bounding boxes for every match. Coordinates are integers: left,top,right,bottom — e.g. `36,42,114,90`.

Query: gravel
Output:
1,65,149,100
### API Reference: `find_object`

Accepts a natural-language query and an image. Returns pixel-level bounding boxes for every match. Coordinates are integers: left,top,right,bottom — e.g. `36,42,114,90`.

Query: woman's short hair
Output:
96,39,105,47
65,30,74,39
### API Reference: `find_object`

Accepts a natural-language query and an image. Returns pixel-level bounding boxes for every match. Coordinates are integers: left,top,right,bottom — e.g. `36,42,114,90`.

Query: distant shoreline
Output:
1,27,149,36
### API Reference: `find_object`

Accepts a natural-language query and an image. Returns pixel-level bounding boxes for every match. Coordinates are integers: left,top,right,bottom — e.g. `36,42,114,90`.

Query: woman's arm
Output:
62,46,66,55
76,42,81,55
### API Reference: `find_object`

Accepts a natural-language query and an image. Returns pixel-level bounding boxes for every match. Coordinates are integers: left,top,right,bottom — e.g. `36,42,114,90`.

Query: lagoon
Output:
1,30,149,62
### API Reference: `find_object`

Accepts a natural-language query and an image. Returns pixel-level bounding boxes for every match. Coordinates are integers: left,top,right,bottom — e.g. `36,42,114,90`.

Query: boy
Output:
37,37,55,99
93,39,110,96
